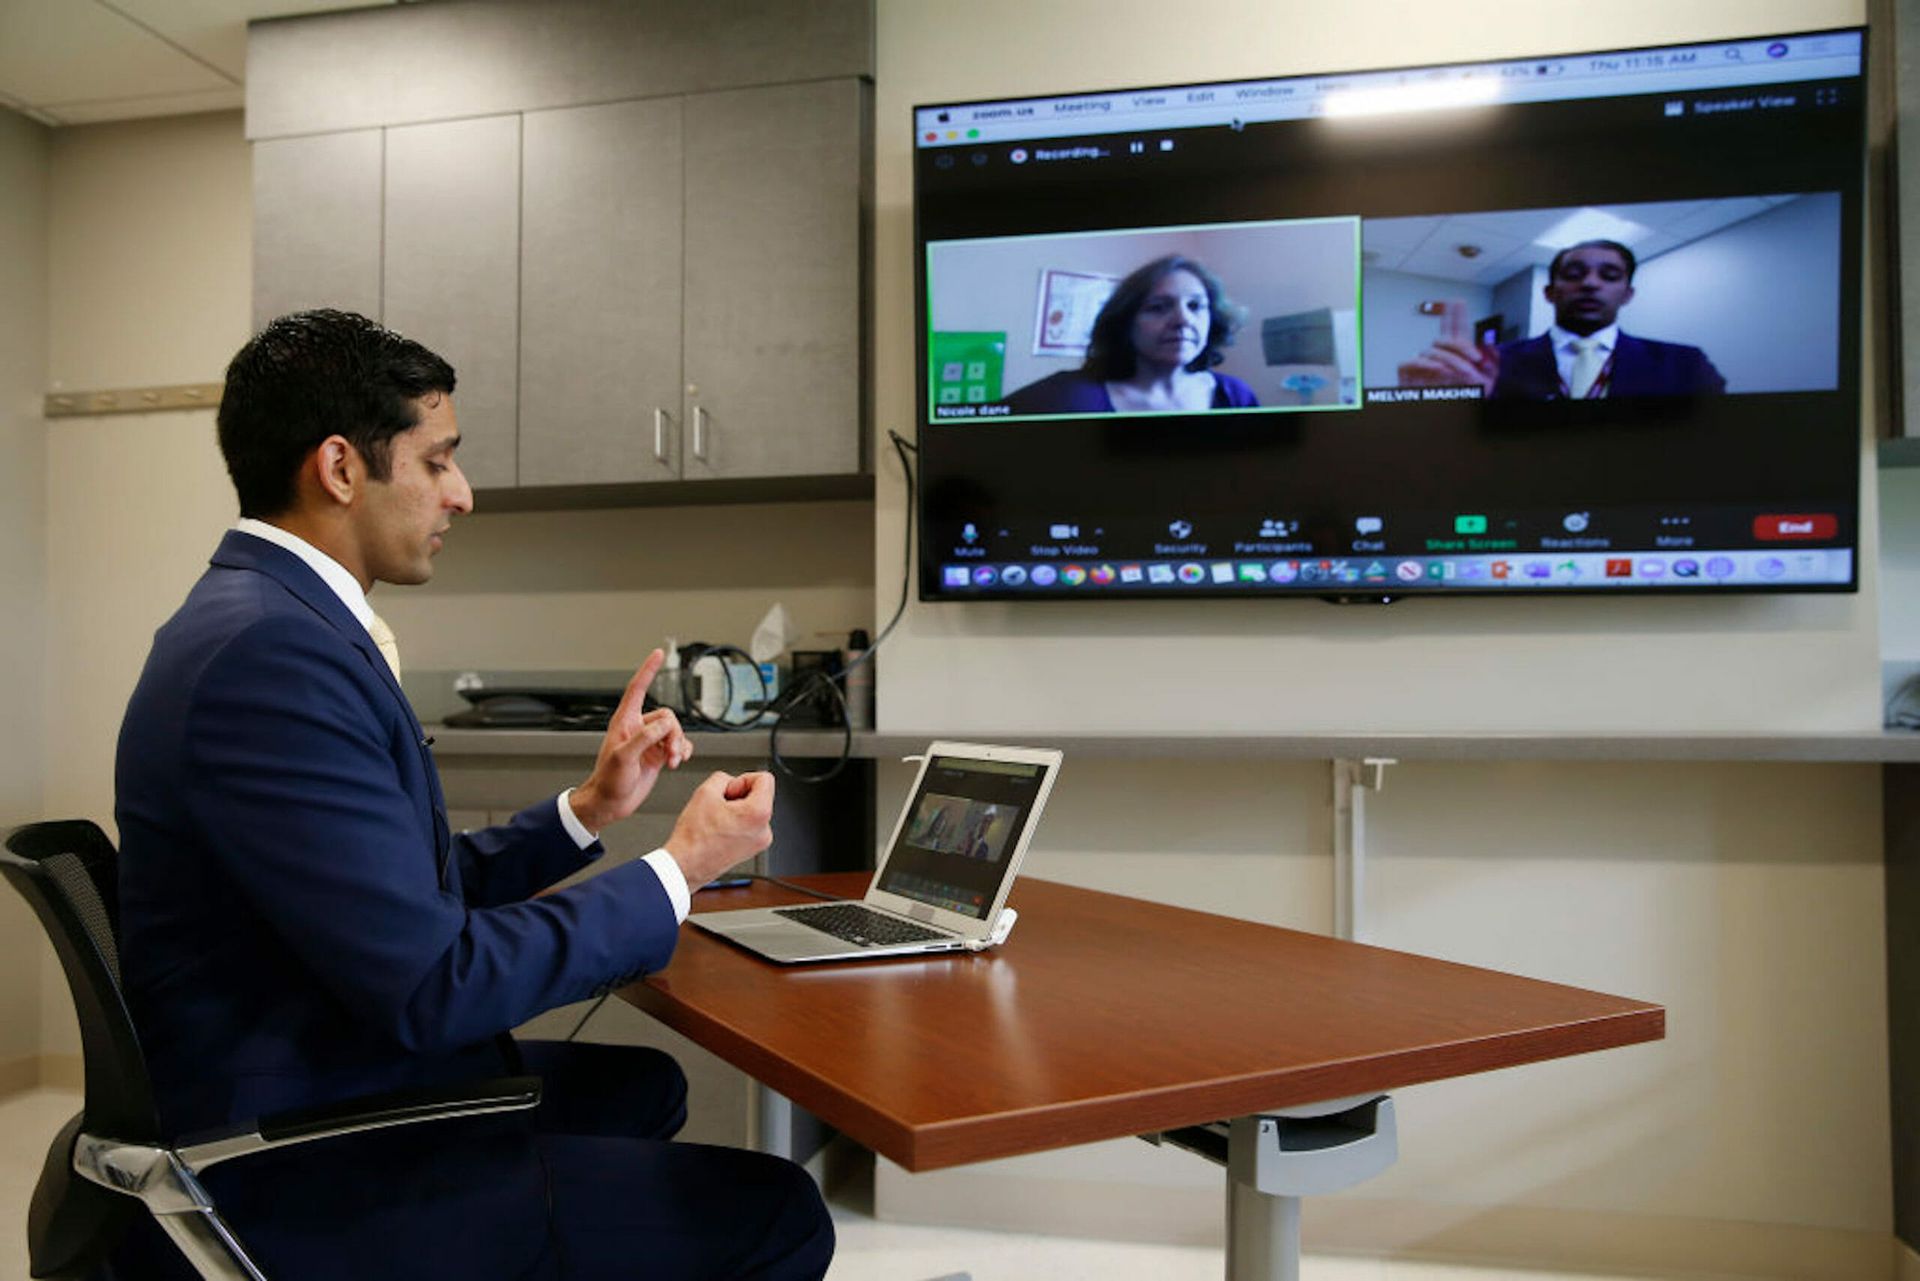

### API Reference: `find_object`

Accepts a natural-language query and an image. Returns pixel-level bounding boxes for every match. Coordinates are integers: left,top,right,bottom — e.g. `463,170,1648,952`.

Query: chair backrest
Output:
1,820,159,1141
2,820,157,1278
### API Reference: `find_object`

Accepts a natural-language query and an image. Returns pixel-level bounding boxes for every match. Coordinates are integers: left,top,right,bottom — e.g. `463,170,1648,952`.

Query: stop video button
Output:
1752,513,1837,540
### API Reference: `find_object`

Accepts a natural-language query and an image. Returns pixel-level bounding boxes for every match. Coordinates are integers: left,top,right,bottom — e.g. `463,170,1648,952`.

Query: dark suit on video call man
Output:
1398,239,1726,399
111,309,834,1280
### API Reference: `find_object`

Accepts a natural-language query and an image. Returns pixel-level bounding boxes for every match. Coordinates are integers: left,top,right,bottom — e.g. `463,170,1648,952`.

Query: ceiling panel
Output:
108,0,394,81
1360,217,1436,258
0,0,232,105
1365,194,1817,286
0,0,394,126
1398,219,1531,282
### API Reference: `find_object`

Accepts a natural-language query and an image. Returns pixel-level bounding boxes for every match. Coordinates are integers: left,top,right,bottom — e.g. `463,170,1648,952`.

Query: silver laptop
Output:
692,742,1063,963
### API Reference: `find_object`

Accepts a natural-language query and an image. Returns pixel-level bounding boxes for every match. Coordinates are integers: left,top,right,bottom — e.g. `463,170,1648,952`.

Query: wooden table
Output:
621,873,1664,1278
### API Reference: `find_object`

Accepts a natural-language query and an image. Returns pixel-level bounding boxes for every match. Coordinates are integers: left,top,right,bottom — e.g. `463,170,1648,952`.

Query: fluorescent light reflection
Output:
1533,207,1652,250
1321,79,1501,118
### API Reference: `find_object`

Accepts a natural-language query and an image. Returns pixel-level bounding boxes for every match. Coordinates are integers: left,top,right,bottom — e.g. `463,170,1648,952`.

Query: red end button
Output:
1753,513,1837,541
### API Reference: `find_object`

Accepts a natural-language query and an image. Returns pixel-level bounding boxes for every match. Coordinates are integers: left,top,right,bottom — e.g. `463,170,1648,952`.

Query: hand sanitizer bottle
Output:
649,638,685,712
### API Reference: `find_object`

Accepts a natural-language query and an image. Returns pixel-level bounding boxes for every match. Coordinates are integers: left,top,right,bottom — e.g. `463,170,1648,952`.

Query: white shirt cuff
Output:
555,790,688,923
642,848,691,923
556,789,597,849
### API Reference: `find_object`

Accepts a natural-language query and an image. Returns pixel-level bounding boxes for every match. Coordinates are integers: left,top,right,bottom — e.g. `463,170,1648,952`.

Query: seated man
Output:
112,309,834,1280
1397,239,1726,399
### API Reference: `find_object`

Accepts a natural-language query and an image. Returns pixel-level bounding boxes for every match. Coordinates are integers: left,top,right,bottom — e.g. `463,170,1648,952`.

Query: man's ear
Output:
311,435,362,507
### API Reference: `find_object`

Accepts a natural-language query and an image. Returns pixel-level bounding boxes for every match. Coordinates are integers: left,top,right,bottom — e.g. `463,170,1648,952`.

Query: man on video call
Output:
111,309,834,1280
1397,239,1726,399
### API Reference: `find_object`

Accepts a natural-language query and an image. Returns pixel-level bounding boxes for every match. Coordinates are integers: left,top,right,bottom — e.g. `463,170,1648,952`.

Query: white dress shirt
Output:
1547,323,1619,398
231,520,690,920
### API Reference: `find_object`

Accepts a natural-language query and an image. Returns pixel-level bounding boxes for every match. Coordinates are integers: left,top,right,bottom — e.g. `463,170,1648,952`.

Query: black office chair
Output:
1,819,542,1280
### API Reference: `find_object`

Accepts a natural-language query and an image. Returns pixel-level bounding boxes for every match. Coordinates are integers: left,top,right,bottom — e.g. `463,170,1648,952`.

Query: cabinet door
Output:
520,98,685,486
683,80,865,480
383,115,521,491
252,130,383,330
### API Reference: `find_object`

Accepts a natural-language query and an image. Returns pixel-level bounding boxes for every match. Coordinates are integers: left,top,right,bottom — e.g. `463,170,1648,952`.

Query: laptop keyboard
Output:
774,903,952,948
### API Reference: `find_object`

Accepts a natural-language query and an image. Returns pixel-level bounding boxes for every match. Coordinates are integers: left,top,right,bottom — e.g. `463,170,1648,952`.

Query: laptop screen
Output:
876,754,1049,919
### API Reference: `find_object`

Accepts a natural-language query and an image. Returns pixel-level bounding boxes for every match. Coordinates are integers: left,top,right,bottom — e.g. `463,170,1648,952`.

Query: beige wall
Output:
871,0,1896,1273
39,111,252,1058
378,501,872,674
0,109,51,1075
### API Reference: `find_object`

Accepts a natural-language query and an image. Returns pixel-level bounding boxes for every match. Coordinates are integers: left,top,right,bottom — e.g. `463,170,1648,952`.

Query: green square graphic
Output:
930,331,1006,413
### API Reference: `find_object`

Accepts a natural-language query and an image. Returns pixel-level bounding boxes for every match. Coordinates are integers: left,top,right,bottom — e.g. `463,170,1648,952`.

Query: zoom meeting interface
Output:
914,30,1865,598
875,757,1044,919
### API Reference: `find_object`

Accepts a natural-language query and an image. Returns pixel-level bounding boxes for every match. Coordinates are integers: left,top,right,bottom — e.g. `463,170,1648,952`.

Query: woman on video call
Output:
1004,254,1258,414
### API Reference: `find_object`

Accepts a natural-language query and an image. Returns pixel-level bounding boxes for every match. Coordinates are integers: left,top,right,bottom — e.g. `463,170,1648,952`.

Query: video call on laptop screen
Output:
913,29,1866,600
876,756,1047,919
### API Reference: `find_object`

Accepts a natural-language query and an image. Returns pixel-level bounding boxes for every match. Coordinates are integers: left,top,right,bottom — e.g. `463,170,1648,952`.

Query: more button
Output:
1752,513,1837,540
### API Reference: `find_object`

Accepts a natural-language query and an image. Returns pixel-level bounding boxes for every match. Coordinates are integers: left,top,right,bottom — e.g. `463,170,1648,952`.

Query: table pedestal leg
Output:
1227,1178,1301,1281
748,1081,793,1159
1149,1094,1397,1281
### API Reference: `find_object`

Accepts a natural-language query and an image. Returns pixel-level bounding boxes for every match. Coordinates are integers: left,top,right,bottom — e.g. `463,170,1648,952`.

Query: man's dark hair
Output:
1548,239,1637,283
1082,255,1247,380
217,309,456,518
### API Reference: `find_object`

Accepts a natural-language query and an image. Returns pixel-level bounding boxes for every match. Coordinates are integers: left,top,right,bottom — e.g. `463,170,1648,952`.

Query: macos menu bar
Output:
915,31,1862,146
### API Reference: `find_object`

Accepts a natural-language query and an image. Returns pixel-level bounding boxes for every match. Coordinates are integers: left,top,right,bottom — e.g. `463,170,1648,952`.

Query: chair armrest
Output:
173,1075,542,1172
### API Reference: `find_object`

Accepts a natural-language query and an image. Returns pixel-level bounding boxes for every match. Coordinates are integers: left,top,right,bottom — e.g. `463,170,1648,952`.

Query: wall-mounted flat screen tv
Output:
913,29,1866,600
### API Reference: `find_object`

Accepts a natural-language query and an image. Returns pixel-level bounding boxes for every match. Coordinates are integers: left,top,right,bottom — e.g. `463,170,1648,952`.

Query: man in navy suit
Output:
113,310,834,1279
1397,239,1726,399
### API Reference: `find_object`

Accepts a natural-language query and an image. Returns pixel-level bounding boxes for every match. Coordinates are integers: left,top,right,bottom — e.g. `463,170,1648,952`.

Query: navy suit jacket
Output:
114,530,681,1275
1491,332,1727,400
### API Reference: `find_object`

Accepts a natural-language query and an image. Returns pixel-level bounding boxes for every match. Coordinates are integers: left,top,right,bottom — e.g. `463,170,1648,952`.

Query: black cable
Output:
761,664,855,783
766,429,918,783
673,641,775,732
566,873,808,1044
641,431,914,782
560,437,912,1048
753,873,849,903
563,992,609,1042
1888,673,1920,729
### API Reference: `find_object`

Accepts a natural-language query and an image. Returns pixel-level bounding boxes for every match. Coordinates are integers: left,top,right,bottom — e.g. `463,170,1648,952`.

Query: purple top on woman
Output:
1003,370,1260,415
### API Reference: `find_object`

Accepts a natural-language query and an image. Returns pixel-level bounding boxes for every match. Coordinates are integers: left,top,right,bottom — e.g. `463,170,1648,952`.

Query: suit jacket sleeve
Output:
181,614,677,1055
452,801,597,909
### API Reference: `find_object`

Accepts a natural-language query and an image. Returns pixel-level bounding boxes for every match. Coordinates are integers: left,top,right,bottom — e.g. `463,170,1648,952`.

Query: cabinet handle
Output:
692,405,709,462
652,408,669,463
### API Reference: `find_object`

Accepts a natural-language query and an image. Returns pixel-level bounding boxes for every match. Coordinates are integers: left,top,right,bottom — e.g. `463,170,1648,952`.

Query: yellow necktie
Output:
366,612,401,681
1568,338,1602,399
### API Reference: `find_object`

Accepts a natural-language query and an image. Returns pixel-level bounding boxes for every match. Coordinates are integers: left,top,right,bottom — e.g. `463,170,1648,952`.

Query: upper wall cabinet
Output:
247,0,872,139
520,98,686,488
384,116,523,493
683,80,866,482
251,130,382,329
246,0,873,505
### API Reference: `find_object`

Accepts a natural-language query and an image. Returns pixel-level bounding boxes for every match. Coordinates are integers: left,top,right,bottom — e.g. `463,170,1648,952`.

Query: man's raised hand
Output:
567,649,693,834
